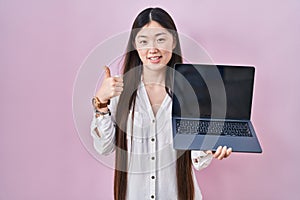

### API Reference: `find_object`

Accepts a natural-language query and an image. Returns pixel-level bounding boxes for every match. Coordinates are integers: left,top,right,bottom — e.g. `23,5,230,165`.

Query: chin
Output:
144,63,168,71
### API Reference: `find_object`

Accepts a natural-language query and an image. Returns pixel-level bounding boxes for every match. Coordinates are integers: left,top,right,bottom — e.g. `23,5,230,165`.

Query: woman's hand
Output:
205,146,232,160
95,66,124,102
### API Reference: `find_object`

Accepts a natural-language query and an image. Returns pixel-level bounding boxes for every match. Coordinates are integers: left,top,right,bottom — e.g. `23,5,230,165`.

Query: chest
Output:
145,85,167,116
127,90,173,147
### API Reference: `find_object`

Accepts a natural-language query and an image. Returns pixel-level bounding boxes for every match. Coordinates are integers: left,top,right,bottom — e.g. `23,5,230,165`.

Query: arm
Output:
90,66,123,155
191,151,213,170
90,97,118,155
191,146,232,170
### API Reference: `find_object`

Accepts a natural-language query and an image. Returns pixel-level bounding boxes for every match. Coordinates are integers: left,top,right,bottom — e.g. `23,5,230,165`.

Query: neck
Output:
142,66,167,86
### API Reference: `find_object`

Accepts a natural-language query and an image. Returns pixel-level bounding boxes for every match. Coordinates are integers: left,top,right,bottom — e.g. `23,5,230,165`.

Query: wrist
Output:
99,97,109,104
92,96,110,109
94,108,111,117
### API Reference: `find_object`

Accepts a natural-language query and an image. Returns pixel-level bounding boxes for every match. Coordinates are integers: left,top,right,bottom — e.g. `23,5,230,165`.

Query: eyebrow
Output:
137,32,168,38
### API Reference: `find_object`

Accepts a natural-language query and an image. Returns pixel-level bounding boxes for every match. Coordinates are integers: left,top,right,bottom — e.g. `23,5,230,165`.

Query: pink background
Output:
1,0,299,199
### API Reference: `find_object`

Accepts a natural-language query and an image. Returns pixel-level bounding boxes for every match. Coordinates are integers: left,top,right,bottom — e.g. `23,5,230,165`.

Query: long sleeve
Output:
90,97,118,155
191,150,213,170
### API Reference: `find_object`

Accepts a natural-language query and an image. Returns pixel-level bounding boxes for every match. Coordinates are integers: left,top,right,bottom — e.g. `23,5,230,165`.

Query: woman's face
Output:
135,20,176,72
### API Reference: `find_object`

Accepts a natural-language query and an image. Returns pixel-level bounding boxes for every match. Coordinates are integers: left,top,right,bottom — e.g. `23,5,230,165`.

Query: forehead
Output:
136,21,172,38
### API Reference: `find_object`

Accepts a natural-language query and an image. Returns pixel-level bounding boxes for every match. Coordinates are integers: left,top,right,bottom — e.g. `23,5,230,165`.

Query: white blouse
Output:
91,81,213,200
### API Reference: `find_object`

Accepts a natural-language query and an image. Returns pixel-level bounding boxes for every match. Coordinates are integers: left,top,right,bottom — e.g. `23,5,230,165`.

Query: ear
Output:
132,38,137,50
132,41,136,49
172,38,177,50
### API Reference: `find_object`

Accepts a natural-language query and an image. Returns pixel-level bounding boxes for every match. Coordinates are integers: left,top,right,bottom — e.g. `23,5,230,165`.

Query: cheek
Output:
162,49,173,60
137,49,147,60
160,44,174,57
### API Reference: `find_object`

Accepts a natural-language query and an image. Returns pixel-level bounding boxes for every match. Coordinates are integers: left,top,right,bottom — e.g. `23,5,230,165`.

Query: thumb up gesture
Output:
95,66,124,103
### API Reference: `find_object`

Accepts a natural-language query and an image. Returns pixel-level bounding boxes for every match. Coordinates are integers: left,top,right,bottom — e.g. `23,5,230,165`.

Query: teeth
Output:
149,56,160,60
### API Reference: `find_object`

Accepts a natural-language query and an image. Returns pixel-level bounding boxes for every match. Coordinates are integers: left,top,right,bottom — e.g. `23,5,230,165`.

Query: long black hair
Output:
114,7,194,200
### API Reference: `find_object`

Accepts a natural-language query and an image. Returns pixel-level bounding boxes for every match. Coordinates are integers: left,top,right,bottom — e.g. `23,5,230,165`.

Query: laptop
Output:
171,63,262,153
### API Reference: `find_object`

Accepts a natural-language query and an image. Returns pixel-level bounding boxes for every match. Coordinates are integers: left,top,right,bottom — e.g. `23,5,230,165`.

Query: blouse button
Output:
151,156,155,160
151,175,155,179
151,138,155,142
151,195,155,199
152,119,155,123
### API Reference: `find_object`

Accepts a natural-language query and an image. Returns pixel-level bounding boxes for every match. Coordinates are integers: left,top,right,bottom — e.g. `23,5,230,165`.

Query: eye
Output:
157,38,166,43
139,40,148,45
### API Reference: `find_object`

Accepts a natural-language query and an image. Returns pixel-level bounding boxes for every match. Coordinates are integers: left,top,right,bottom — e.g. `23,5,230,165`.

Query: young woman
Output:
91,7,232,200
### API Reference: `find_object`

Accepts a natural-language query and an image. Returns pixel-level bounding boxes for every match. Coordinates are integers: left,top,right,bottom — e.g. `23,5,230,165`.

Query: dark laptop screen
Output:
172,64,255,120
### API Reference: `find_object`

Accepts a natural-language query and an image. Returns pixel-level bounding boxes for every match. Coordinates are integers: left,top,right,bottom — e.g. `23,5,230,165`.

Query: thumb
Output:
104,66,111,78
204,150,213,155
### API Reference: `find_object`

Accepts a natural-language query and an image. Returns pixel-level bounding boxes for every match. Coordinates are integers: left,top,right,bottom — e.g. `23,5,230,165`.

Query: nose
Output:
147,40,158,53
148,47,158,54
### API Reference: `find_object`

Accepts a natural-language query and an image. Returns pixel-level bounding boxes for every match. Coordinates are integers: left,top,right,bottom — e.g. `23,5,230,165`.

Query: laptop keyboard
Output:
175,119,252,137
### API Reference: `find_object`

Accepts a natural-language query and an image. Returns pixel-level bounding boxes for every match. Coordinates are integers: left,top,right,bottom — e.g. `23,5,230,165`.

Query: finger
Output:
114,86,124,92
111,80,124,88
113,79,124,87
113,76,123,82
214,146,222,158
218,146,227,160
114,91,123,96
225,147,232,158
117,82,124,87
104,66,111,78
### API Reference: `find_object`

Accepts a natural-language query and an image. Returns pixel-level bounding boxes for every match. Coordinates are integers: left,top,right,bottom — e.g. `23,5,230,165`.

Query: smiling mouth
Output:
148,56,162,60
